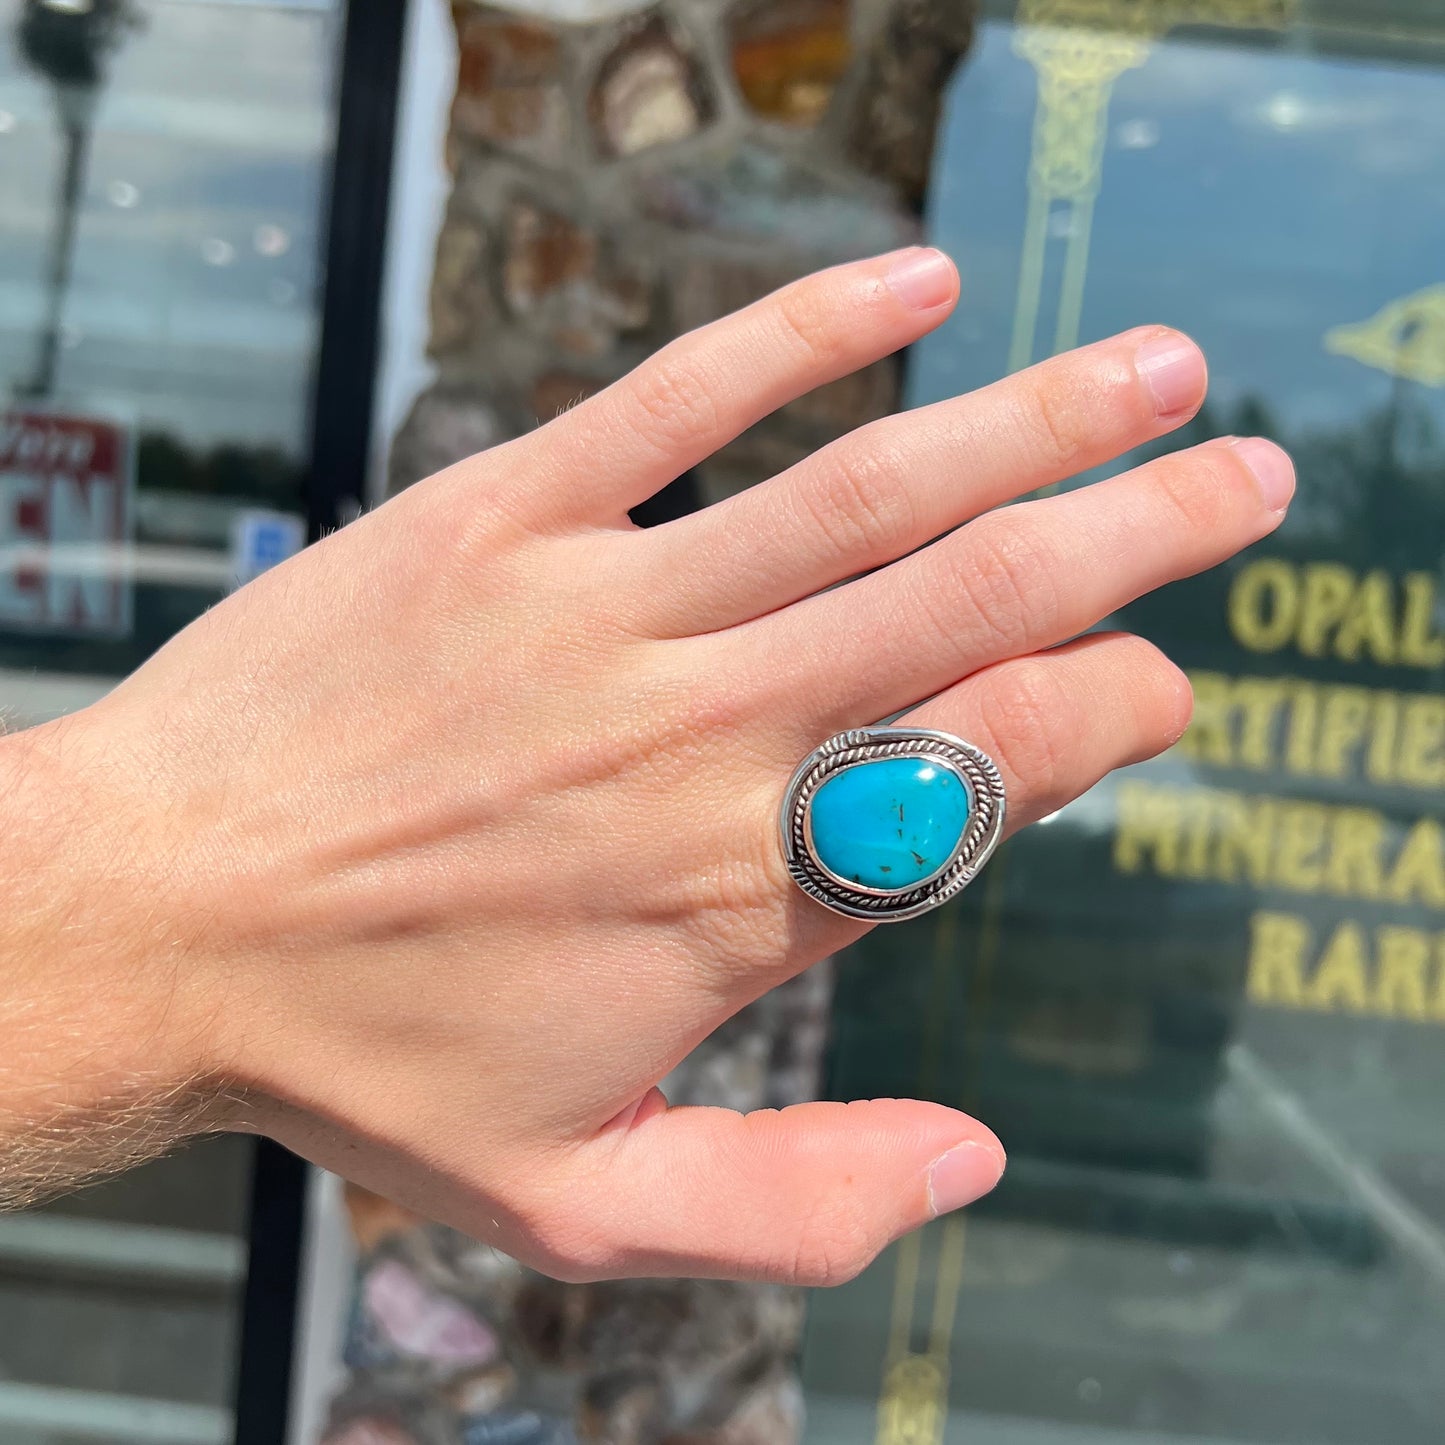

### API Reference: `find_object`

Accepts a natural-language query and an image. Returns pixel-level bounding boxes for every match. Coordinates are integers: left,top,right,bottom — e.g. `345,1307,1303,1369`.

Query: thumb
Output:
539,1098,1005,1284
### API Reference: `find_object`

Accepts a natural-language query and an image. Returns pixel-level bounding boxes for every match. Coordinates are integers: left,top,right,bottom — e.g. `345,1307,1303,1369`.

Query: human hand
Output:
7,249,1292,1282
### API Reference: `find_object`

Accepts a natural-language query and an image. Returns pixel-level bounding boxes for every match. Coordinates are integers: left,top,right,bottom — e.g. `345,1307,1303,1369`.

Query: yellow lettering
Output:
1222,566,1444,671
1386,818,1445,907
1252,920,1445,1021
1177,789,1218,878
1365,690,1400,786
1306,921,1370,1012
1434,939,1445,1022
1229,560,1299,653
1234,678,1290,770
1247,911,1310,1006
1172,673,1445,789
1113,781,1182,876
1215,792,1275,885
1283,679,1318,775
1178,672,1234,766
1334,569,1397,664
1398,697,1445,787
1375,927,1431,1020
1315,687,1371,778
1324,808,1386,899
1298,564,1356,658
1113,782,1445,915
1400,574,1445,667
1275,803,1328,892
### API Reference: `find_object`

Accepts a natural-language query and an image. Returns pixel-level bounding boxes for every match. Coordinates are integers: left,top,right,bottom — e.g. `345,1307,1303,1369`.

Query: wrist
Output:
0,715,228,1206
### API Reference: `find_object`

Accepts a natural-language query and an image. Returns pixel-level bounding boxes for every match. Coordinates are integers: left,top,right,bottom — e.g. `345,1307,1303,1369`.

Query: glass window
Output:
0,2,342,1439
1,0,338,700
803,5,1445,1442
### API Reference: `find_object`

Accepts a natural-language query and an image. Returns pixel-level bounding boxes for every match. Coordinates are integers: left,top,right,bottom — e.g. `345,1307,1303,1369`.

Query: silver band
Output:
780,726,1007,922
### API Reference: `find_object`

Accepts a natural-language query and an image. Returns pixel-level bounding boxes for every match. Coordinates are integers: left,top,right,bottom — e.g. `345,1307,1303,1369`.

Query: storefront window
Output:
1,0,336,707
803,5,1445,1442
0,1,343,1438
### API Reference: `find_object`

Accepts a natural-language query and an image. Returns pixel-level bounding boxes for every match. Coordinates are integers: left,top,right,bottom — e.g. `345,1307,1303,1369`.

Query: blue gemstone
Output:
808,757,971,891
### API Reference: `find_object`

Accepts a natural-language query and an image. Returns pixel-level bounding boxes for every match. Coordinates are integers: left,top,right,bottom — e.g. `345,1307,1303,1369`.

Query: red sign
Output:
0,409,133,635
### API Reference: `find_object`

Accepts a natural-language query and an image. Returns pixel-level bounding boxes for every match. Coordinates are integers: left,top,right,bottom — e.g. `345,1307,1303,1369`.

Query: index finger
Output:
522,248,961,527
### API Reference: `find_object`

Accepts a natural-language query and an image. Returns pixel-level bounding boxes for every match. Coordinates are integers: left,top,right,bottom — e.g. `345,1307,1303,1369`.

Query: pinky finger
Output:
902,631,1193,832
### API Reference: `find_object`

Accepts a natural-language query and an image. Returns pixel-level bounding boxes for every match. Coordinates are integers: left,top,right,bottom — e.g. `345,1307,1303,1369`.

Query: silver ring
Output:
780,727,1006,922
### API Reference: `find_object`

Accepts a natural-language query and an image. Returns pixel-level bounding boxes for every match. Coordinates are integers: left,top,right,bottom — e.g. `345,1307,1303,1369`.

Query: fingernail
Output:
926,1139,1006,1217
1230,436,1296,511
885,248,957,311
1135,332,1206,419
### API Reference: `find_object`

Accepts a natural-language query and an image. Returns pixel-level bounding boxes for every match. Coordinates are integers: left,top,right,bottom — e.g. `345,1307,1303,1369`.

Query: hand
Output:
5,248,1292,1282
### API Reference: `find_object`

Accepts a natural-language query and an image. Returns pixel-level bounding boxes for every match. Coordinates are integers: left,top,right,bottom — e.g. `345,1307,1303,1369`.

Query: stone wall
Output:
326,3,973,1442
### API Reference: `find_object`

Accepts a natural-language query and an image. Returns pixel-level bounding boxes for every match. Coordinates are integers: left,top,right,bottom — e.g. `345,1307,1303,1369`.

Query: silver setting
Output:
780,727,1006,923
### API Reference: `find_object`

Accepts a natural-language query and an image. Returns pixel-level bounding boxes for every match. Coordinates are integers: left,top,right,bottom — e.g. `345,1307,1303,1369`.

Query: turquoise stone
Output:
808,757,971,891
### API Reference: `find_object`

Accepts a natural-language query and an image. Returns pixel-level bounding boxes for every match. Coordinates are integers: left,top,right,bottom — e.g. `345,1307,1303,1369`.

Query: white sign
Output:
0,409,134,636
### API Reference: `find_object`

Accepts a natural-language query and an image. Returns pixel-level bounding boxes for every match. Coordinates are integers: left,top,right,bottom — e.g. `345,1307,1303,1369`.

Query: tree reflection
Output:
137,431,302,510
15,0,139,399
1133,384,1445,575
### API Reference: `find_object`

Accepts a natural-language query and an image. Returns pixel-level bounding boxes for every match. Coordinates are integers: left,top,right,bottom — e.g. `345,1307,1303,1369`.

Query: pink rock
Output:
363,1258,499,1366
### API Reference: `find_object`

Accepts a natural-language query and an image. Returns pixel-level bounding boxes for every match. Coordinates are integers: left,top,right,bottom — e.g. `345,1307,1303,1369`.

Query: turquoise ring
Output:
780,727,1006,922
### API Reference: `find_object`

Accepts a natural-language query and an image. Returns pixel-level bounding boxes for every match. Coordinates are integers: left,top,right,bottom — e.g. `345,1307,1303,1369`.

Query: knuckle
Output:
626,349,722,455
800,437,915,564
1149,446,1239,533
786,1208,878,1289
980,660,1072,797
676,674,756,744
1020,372,1092,473
1121,634,1193,740
941,516,1056,659
442,501,529,573
682,845,798,985
522,1202,620,1284
770,283,842,372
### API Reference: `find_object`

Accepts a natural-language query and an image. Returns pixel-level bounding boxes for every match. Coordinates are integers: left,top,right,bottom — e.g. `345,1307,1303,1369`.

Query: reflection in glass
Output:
14,0,137,401
1,0,336,699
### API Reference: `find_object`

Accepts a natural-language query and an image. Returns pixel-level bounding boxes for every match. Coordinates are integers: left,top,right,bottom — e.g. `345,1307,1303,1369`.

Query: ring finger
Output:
748,631,1191,965
902,631,1192,834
